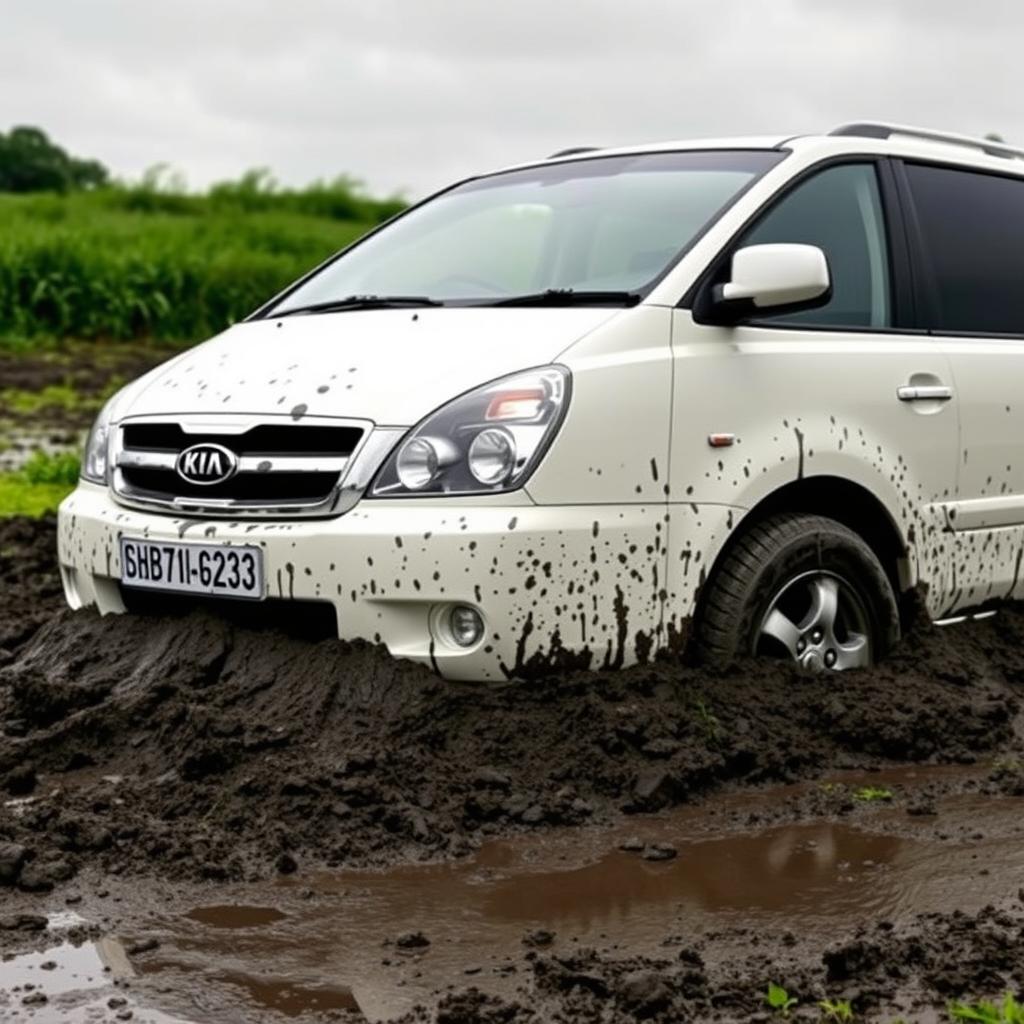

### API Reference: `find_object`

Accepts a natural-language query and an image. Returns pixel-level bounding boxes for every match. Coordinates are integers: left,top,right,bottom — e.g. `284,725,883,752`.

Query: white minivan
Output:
59,122,1024,680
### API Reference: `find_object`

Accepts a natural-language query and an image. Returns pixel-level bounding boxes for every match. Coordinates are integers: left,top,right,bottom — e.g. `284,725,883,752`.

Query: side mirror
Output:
696,243,831,324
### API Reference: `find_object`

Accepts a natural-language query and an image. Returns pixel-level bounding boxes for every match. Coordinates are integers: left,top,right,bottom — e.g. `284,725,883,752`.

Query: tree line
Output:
0,126,108,192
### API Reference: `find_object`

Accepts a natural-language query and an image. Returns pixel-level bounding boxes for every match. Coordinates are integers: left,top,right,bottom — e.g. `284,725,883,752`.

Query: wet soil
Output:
0,517,62,654
4,771,1024,1022
0,345,170,430
5,516,1024,1020
0,344,173,471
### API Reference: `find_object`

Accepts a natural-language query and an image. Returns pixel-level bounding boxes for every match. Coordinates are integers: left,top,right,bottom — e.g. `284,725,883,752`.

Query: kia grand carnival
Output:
58,122,1024,680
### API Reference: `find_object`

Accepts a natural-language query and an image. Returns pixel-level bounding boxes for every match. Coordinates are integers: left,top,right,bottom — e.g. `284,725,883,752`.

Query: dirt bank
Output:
1,517,1021,901
0,515,63,654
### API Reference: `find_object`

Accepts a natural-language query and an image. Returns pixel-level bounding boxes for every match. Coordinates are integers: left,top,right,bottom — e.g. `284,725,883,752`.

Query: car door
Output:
669,159,960,617
900,159,1024,611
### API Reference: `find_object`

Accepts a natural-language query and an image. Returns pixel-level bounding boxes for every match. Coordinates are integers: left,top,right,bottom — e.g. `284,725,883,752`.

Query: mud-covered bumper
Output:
57,483,739,681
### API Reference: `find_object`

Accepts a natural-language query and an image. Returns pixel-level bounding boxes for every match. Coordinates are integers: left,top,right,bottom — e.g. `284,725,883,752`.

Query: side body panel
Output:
527,305,677,656
937,338,1024,610
668,314,959,616
895,158,1024,614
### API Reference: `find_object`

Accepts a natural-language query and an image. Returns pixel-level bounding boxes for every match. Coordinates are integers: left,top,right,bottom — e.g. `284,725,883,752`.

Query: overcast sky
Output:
1,0,1020,199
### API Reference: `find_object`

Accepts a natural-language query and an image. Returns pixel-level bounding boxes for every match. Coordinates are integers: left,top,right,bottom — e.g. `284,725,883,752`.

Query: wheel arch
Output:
695,476,910,631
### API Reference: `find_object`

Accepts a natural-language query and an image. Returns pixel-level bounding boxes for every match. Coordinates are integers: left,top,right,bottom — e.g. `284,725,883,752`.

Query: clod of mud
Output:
2,518,1024,896
392,899,1024,1023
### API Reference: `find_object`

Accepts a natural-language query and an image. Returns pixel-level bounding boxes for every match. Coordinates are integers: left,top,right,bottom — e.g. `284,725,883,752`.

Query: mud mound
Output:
0,518,1022,893
0,516,63,654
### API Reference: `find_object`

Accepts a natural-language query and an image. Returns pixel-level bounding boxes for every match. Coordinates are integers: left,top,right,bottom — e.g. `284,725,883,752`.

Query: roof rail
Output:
829,122,1024,161
547,146,601,159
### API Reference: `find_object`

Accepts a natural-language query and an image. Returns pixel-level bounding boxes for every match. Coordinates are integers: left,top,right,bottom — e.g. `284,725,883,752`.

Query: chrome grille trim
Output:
110,414,402,519
116,450,351,474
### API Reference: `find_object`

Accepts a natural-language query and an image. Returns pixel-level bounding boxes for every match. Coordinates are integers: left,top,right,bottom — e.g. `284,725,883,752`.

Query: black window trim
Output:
894,155,1024,341
681,154,928,337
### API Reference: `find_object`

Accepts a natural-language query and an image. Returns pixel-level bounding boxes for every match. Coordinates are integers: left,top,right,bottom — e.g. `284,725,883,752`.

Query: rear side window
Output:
739,163,891,329
905,163,1024,334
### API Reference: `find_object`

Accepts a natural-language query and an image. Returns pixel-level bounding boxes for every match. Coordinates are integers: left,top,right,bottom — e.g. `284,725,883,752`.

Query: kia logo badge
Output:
176,443,239,486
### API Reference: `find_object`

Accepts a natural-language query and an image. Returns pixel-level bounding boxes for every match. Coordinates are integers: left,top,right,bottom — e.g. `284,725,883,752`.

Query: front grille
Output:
113,417,368,516
122,423,361,456
120,467,341,502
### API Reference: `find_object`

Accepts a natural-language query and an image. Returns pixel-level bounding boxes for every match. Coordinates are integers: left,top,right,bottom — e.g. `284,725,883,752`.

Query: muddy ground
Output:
0,344,171,471
0,345,166,429
4,513,1024,1021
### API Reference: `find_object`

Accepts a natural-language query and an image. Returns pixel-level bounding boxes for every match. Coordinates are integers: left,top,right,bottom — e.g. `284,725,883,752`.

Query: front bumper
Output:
58,483,737,681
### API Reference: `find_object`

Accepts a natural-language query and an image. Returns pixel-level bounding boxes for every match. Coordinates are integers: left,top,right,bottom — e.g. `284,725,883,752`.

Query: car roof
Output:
495,123,1024,180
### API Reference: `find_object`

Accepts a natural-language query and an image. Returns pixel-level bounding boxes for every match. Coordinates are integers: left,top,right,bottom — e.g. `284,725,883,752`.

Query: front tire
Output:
694,513,900,671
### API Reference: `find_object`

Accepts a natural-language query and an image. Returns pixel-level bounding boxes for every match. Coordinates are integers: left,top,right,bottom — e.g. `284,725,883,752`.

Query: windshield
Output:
267,150,785,312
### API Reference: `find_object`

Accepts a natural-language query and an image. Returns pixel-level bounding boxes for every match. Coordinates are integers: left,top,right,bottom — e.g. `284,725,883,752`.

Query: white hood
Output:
120,308,619,426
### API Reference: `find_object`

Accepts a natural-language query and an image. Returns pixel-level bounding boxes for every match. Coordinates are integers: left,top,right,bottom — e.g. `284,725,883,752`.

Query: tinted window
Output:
905,163,1024,334
739,163,890,328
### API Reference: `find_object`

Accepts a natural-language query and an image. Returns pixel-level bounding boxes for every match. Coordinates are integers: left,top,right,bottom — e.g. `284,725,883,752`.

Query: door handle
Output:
897,384,953,402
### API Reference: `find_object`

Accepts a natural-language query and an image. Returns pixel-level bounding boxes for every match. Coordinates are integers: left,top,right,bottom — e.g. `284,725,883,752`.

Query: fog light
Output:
449,605,484,648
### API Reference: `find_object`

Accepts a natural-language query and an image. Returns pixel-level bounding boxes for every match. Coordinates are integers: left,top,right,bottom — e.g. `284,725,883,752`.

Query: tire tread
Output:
694,512,898,667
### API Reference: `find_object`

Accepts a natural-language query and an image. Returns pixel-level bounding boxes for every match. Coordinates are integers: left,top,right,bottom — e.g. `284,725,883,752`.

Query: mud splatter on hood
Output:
118,307,621,425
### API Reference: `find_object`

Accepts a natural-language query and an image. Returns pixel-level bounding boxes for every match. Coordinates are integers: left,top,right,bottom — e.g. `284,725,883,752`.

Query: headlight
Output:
82,401,114,484
371,366,570,497
468,428,515,485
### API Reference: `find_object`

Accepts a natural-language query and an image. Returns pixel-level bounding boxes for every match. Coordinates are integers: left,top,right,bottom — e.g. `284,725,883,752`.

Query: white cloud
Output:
1,0,1020,198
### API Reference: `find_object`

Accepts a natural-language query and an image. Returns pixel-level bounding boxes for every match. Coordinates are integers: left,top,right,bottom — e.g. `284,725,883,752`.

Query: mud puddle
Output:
0,429,80,473
5,764,1023,1023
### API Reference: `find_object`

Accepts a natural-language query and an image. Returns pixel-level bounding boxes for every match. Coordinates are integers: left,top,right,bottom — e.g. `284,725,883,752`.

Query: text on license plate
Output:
120,537,264,600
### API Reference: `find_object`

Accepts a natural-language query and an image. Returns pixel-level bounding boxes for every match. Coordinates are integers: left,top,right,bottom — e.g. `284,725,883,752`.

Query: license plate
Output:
119,537,264,601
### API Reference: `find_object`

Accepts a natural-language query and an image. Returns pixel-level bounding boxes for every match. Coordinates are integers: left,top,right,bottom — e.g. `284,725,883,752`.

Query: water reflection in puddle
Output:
218,973,359,1016
0,938,119,994
3,772,1020,1022
0,932,190,1023
141,817,1008,1020
0,429,79,473
185,906,287,929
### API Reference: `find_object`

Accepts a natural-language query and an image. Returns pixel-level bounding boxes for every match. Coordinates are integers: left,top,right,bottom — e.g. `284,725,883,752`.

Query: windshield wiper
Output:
273,295,444,317
484,289,642,308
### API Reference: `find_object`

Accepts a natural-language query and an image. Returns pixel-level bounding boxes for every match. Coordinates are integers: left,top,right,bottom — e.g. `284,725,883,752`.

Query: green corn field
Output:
0,172,405,344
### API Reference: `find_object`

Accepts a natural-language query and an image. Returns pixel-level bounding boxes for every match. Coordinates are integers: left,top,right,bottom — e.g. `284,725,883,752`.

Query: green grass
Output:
1,381,115,415
819,999,854,1022
756,987,1024,1023
692,695,722,745
0,450,79,517
853,786,894,803
766,982,798,1016
0,173,404,343
951,994,1024,1023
